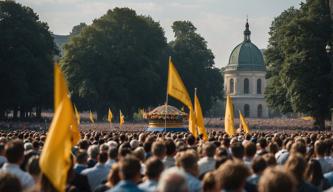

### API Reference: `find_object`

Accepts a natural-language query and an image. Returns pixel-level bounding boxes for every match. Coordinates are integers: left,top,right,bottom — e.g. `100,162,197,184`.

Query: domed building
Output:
223,20,269,118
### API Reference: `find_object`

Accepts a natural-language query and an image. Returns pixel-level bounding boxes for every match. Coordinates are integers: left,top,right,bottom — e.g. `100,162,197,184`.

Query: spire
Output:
244,17,251,42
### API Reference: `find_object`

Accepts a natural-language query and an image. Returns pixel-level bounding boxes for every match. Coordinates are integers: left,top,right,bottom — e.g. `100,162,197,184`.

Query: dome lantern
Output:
223,19,266,72
244,19,251,42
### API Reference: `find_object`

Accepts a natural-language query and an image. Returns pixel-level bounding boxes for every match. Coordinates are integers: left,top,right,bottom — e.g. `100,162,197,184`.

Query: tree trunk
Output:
315,116,326,130
36,106,42,119
13,107,18,119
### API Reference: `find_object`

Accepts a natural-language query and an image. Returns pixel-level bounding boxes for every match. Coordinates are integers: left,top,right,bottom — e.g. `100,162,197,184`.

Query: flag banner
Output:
188,107,198,138
89,111,95,123
224,95,235,136
195,92,208,141
40,64,80,192
239,110,250,134
108,108,113,123
120,110,125,127
167,57,197,137
167,57,193,109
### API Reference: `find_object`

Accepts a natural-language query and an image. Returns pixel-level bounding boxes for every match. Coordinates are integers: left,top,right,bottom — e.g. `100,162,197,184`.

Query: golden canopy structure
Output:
143,105,188,132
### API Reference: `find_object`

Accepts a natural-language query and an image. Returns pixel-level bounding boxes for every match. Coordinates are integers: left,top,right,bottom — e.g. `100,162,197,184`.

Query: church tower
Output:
223,20,269,118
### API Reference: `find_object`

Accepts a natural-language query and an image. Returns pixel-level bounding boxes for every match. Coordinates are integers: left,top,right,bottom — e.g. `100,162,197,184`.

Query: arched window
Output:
244,78,249,94
257,79,262,94
244,104,250,117
229,79,234,94
257,104,263,118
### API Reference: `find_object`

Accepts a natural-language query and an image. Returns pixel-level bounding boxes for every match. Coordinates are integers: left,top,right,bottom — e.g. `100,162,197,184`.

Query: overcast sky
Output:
16,0,301,68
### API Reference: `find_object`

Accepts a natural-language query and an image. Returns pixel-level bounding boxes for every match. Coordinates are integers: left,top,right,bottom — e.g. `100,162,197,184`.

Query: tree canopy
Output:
61,8,168,119
265,0,332,129
169,21,223,112
0,1,57,119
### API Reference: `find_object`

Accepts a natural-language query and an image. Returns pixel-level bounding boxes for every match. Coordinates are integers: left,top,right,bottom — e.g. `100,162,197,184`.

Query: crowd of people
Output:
1,129,333,192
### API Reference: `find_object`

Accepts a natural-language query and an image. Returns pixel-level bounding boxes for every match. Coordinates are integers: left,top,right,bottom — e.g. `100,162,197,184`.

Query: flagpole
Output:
194,88,198,136
164,56,171,133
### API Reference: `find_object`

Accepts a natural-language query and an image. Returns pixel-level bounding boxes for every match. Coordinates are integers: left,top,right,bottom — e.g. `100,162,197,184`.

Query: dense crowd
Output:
1,130,333,192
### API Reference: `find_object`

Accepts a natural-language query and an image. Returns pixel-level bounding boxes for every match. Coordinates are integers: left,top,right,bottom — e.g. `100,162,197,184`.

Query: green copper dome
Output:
224,21,266,72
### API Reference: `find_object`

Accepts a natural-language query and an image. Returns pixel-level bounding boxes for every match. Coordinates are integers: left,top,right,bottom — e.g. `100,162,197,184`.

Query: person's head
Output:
98,152,108,164
152,141,166,160
79,140,90,151
304,159,324,187
26,156,41,181
119,156,141,182
268,142,279,154
202,172,218,192
216,160,250,191
258,138,268,150
100,144,109,153
186,135,195,146
244,142,256,158
177,150,199,176
87,145,99,160
32,140,39,151
252,156,267,175
203,142,216,158
108,147,118,160
230,142,244,160
285,153,306,182
133,147,145,162
157,168,188,192
0,172,22,192
107,163,121,187
258,167,296,192
76,151,88,165
165,139,176,157
290,142,306,156
145,157,164,180
314,141,326,157
262,153,277,167
5,139,24,164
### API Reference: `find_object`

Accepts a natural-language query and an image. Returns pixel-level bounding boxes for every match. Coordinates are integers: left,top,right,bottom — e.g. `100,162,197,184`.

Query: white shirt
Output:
317,157,332,174
81,163,109,191
1,163,34,189
163,156,176,169
0,156,7,166
198,156,216,176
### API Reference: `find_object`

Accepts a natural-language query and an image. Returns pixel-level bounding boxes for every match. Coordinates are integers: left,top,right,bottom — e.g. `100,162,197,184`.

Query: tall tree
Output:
61,8,167,120
169,21,223,112
0,1,57,119
265,0,332,129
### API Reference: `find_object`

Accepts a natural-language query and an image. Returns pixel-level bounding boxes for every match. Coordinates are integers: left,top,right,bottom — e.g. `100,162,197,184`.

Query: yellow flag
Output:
188,108,198,138
89,111,95,123
74,104,80,125
120,110,125,127
40,64,80,192
167,57,196,137
108,108,113,123
54,63,66,112
224,95,235,136
239,110,250,134
167,57,193,109
195,92,208,141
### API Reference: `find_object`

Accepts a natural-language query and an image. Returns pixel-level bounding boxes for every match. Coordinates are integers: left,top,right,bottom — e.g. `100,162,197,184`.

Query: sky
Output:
16,0,302,68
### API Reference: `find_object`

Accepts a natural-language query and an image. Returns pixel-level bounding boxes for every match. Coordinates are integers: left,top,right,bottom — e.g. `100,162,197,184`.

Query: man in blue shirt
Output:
177,150,202,192
139,157,164,192
108,156,143,192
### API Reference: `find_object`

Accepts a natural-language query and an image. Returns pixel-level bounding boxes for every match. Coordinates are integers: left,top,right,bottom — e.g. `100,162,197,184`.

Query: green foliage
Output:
265,0,332,129
61,8,168,120
169,21,223,112
0,1,57,119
